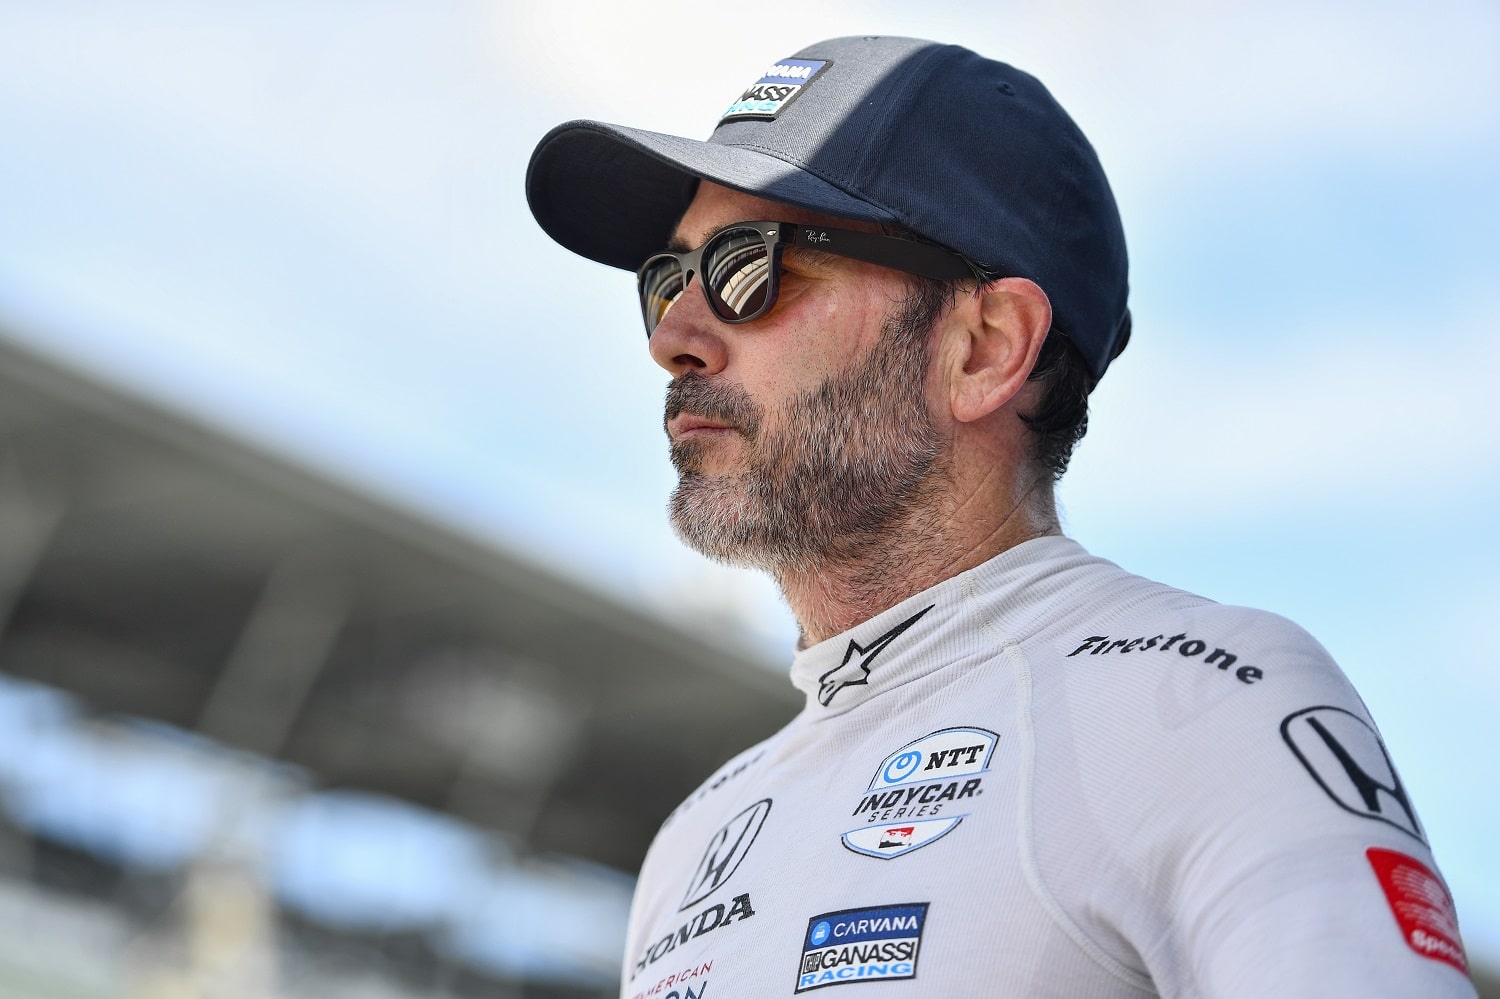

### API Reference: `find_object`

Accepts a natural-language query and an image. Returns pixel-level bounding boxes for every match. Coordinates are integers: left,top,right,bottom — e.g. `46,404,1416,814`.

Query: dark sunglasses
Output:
637,220,974,336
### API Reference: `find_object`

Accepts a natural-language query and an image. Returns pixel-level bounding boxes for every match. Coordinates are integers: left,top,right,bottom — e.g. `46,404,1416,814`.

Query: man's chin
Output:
668,476,767,567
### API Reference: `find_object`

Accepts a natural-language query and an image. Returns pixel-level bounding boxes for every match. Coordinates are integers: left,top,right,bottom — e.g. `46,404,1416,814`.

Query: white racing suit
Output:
620,537,1474,997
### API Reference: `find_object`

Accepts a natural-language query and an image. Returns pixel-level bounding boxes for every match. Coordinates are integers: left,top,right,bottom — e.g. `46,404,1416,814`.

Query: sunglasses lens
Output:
640,256,685,334
637,226,779,335
703,229,773,321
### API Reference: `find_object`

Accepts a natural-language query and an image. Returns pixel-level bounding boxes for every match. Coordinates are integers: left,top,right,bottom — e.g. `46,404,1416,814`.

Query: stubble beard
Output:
665,307,946,576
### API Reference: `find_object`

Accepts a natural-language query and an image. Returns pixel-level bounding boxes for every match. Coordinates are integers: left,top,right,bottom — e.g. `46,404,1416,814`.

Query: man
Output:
527,36,1473,997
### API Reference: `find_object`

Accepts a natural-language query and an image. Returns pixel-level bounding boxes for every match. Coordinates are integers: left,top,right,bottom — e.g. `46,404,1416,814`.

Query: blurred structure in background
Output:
0,330,799,997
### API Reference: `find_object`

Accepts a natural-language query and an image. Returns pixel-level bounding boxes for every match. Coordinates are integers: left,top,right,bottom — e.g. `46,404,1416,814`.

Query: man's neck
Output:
776,480,1060,647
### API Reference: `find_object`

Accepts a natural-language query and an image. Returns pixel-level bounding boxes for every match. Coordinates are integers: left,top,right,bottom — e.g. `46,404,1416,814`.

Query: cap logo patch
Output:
721,59,830,122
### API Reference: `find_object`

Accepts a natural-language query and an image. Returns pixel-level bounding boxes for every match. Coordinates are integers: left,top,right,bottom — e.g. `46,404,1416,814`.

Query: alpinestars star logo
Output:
817,606,934,706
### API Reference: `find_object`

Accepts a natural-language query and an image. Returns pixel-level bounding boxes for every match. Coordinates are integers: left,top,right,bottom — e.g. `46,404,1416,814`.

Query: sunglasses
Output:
638,220,974,336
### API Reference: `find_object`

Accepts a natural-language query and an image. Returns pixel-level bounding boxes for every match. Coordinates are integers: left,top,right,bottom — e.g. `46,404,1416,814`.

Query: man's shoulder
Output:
1028,569,1374,785
1048,595,1337,690
984,538,1338,683
653,731,785,837
998,546,1363,731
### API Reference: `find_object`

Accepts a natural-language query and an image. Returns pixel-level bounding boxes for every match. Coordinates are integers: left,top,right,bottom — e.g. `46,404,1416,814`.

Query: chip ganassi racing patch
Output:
842,726,996,858
720,58,831,122
795,902,929,992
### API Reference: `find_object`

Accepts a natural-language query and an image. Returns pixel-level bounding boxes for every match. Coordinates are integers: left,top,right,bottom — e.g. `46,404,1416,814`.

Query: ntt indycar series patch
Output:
842,726,996,859
795,902,928,992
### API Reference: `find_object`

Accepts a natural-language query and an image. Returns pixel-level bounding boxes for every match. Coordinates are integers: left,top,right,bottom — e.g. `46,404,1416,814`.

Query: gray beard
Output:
665,316,944,574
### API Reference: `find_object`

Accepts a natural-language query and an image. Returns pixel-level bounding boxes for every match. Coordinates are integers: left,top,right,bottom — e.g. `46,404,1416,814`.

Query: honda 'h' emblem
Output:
680,799,772,910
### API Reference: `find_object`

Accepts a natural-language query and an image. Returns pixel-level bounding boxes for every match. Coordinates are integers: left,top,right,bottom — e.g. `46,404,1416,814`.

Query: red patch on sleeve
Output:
1367,847,1468,975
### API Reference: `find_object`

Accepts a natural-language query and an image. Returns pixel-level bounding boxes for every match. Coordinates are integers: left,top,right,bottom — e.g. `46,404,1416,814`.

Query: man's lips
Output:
668,414,737,441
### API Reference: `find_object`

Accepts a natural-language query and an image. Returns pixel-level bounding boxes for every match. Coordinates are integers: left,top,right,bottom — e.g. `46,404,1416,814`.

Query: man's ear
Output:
943,277,1052,424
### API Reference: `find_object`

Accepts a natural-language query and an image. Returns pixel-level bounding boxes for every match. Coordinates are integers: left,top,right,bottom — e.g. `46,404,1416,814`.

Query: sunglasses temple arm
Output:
788,226,974,281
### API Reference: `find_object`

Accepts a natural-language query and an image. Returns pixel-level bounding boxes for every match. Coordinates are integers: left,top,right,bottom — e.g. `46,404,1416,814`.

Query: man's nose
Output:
647,274,729,378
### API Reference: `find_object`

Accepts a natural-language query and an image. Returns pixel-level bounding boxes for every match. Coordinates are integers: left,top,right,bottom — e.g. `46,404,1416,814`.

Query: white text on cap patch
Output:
721,59,831,122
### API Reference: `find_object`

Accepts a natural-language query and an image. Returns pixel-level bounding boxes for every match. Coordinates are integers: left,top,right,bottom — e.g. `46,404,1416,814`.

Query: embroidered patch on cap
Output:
795,902,927,992
721,58,830,122
1367,847,1468,975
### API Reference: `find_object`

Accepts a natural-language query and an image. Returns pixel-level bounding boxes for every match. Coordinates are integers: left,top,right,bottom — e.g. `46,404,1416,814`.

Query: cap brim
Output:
526,120,898,273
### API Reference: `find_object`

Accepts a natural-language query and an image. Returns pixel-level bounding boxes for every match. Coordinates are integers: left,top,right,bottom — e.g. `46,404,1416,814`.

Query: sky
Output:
0,0,1496,969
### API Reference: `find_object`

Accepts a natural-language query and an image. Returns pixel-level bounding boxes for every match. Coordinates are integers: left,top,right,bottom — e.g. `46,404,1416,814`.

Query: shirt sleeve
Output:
1037,605,1477,998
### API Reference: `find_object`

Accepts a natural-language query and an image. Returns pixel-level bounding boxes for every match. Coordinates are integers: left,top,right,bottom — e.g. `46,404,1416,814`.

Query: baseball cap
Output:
526,35,1130,380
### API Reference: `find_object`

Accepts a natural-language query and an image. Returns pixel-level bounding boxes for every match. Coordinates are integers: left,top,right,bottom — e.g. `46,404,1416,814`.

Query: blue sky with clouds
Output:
0,0,1496,967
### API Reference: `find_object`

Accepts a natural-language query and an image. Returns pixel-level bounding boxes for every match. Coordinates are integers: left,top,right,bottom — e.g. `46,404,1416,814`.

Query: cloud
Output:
500,2,867,134
502,0,1500,181
936,0,1500,176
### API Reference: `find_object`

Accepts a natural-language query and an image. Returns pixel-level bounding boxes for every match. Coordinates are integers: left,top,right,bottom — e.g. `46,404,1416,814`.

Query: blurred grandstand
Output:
0,330,799,997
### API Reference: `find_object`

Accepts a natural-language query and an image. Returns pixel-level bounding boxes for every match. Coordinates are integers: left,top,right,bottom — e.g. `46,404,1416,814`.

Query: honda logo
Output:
680,799,772,910
1281,706,1423,841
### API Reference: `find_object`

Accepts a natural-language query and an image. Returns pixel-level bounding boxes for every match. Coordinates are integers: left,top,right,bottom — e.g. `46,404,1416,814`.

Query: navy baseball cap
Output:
527,35,1130,380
